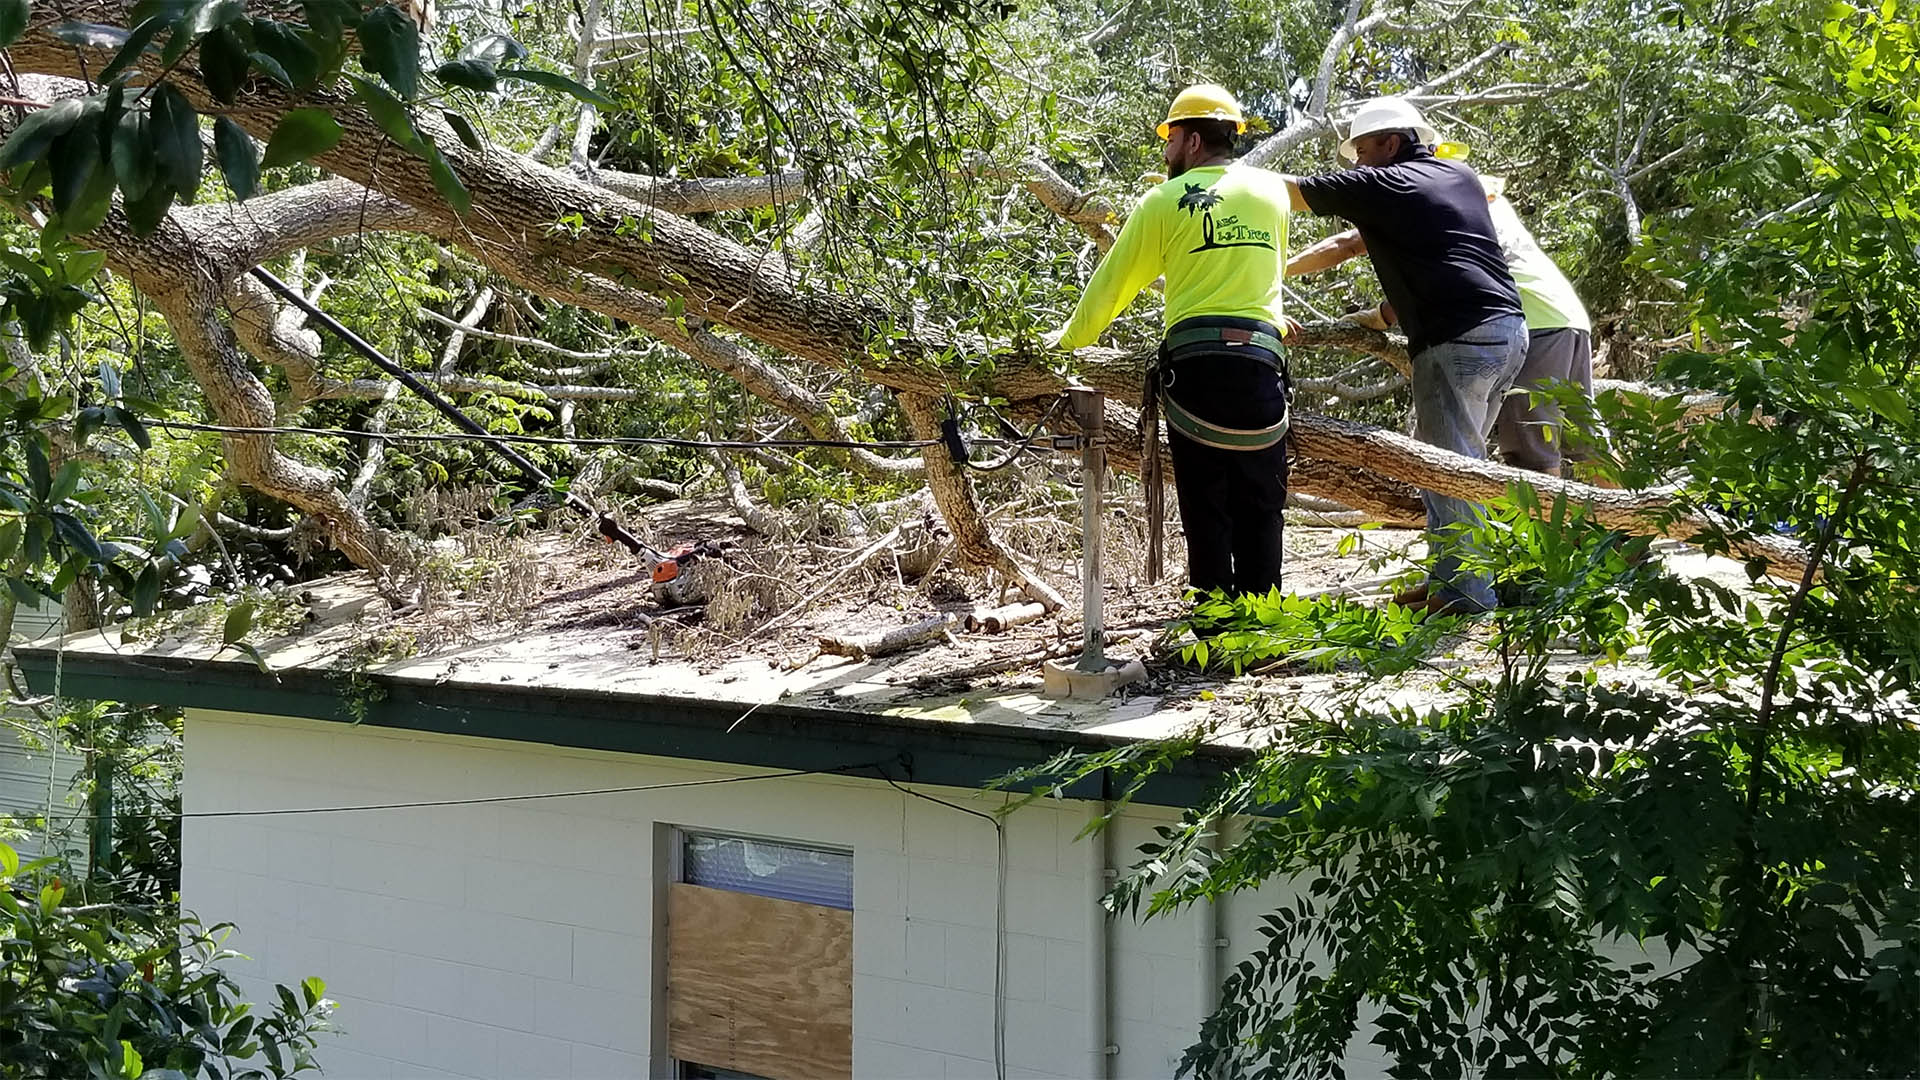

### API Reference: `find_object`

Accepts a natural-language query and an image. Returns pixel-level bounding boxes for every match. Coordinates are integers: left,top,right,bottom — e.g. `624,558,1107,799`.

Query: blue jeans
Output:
1411,315,1528,611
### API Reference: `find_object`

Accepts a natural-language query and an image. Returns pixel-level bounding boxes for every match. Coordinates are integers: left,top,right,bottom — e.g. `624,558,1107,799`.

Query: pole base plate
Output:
1042,656,1147,700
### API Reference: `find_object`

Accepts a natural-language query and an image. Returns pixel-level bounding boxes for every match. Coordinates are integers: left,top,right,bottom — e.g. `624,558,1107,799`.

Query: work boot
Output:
1425,592,1492,619
1390,582,1430,609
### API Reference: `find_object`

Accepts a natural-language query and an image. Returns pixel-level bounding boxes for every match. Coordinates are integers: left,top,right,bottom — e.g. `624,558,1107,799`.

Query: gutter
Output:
13,643,1248,810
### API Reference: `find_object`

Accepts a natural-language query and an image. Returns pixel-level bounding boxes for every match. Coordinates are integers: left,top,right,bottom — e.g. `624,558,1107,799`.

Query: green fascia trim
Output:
13,646,1246,809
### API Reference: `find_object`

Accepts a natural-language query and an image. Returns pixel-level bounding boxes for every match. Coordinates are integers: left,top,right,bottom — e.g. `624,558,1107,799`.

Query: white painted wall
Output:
188,709,1386,1080
1,598,83,863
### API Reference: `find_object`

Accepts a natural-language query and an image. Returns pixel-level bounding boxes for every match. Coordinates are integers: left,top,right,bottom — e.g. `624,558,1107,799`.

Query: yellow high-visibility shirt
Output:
1487,194,1590,332
1056,164,1291,350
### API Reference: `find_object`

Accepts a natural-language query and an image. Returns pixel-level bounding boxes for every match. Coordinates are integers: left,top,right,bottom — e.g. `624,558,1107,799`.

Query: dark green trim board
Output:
13,645,1246,809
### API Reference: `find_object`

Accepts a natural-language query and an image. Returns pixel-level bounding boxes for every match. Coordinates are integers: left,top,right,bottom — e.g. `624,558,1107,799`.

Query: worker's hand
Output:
1040,327,1067,351
1341,306,1391,332
1279,315,1303,340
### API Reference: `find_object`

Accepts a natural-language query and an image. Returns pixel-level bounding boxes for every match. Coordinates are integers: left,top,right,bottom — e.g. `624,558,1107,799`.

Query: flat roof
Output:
14,512,1753,807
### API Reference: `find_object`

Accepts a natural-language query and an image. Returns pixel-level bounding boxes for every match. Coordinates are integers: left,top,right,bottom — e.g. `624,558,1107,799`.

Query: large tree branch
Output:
82,213,388,570
899,393,1065,609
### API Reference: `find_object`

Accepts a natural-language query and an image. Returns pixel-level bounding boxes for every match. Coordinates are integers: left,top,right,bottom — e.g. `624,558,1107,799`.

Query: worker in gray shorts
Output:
1287,169,1596,478
1480,175,1593,476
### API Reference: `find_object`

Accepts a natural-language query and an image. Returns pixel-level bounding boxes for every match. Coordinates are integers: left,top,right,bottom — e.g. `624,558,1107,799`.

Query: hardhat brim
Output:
1337,119,1441,162
1157,115,1250,140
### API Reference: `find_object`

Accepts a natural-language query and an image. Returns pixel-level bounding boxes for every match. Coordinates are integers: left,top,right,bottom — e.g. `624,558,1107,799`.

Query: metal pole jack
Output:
1043,388,1146,700
1069,387,1107,673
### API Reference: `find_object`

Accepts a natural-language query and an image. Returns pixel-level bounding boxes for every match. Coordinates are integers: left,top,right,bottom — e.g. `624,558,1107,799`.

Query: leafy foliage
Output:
1012,5,1920,1075
0,840,333,1079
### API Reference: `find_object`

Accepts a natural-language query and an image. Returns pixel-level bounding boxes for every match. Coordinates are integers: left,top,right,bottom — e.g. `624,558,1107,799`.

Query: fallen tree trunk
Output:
3,36,1776,577
819,613,958,659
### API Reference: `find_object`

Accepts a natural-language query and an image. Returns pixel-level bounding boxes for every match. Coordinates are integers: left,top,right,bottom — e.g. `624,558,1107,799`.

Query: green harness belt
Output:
1158,326,1290,452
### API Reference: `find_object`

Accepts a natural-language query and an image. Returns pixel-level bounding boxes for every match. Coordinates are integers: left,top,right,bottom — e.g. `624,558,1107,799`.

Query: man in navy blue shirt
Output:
1274,97,1527,614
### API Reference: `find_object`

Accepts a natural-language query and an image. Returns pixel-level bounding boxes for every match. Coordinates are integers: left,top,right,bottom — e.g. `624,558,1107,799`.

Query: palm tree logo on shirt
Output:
1178,182,1274,253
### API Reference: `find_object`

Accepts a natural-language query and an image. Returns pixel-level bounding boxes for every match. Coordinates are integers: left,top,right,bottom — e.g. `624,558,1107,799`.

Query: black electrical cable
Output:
251,266,662,558
7,760,892,824
152,418,949,452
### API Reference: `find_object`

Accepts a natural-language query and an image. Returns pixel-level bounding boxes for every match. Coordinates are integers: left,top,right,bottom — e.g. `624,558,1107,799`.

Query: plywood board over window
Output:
666,882,853,1080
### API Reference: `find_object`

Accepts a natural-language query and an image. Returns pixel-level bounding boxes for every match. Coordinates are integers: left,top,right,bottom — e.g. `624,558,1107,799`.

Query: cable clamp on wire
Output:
939,415,969,466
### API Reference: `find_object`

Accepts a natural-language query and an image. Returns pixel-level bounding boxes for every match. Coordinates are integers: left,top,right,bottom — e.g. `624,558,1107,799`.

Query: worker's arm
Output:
1342,301,1395,330
1285,229,1367,276
1051,193,1165,350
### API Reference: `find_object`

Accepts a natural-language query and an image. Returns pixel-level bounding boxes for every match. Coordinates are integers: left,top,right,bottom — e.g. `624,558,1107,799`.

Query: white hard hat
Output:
1338,97,1440,163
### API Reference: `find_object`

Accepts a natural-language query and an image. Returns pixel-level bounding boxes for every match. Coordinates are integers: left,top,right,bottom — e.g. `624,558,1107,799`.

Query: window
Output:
666,830,854,1080
682,832,853,909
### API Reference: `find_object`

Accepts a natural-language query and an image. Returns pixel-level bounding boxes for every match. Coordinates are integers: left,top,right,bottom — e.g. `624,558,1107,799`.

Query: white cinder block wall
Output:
181,709,1370,1080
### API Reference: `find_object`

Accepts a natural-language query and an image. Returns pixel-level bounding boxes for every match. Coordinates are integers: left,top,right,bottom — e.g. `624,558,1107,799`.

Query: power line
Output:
3,761,889,825
152,418,950,452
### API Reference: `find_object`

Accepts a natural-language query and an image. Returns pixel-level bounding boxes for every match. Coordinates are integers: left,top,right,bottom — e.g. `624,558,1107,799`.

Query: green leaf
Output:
148,83,204,204
49,553,83,594
117,1040,142,1080
0,99,88,172
0,839,16,879
259,107,341,169
200,23,253,105
434,58,497,92
49,512,106,561
498,67,618,108
0,0,28,46
111,108,156,201
249,18,319,88
108,405,151,449
229,640,271,673
442,110,482,151
420,134,470,214
48,459,81,504
0,520,20,561
213,115,259,200
73,404,106,445
97,15,167,82
301,975,326,1007
223,599,254,644
48,124,102,218
347,73,420,150
5,576,34,605
122,178,172,236
24,437,50,500
459,31,526,64
64,249,106,284
246,48,293,88
357,3,420,100
131,561,162,614
161,0,241,63
50,20,129,49
182,0,242,36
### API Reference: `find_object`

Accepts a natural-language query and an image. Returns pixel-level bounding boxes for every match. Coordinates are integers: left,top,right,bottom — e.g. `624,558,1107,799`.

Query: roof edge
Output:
13,643,1244,808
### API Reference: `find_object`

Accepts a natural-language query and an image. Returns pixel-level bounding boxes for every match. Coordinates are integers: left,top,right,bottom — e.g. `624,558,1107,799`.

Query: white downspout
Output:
1089,790,1118,1079
1197,821,1226,1024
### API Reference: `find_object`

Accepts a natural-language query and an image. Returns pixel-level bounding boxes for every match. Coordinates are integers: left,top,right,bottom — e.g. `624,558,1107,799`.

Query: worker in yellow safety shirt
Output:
1044,84,1297,597
1286,158,1596,478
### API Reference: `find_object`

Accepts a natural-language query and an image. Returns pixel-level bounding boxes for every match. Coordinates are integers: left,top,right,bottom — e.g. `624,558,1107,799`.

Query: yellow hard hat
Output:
1157,84,1247,140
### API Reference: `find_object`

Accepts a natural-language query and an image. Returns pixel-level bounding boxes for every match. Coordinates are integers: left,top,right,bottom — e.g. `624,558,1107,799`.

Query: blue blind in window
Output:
681,832,853,910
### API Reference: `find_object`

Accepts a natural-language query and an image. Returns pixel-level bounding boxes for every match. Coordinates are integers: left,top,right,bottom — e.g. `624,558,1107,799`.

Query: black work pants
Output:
1162,345,1290,596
